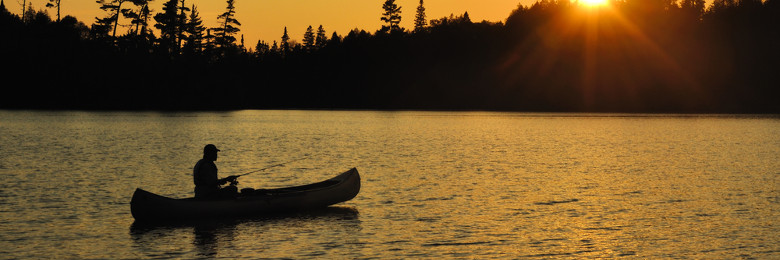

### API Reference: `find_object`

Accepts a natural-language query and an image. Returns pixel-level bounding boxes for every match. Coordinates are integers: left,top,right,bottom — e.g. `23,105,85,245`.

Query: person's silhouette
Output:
193,144,238,199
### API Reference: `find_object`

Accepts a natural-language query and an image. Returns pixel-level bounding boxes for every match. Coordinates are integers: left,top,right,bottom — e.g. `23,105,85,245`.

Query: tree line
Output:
0,0,778,113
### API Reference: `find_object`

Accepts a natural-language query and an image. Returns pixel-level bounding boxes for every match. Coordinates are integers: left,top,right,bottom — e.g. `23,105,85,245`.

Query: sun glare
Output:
581,0,608,6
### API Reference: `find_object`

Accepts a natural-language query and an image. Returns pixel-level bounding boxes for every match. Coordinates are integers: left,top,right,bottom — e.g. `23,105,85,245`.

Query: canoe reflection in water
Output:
129,207,361,258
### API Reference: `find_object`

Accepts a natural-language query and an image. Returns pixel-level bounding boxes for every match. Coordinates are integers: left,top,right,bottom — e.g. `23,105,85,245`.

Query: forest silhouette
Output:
1,0,778,113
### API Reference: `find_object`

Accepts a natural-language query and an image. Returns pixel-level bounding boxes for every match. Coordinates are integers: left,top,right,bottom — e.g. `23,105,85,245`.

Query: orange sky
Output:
7,0,713,50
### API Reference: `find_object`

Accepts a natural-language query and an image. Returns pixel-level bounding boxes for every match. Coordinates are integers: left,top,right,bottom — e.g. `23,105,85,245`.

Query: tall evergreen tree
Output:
177,0,190,49
154,0,180,53
183,4,205,54
280,26,290,56
302,25,315,52
414,0,427,32
212,0,241,50
315,25,327,50
381,0,402,33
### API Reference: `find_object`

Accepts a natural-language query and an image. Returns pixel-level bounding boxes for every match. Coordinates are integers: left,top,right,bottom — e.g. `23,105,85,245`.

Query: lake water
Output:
0,110,778,259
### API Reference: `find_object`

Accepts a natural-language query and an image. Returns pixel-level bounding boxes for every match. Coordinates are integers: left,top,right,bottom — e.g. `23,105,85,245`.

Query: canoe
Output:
131,168,360,222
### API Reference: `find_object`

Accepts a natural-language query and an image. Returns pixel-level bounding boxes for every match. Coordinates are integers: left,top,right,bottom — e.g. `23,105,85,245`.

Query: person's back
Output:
193,144,238,199
193,158,219,198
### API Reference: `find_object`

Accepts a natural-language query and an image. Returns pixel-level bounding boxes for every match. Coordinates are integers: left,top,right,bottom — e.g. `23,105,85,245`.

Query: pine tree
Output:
280,26,290,56
302,25,315,52
270,40,279,54
255,40,270,55
177,0,190,49
0,0,10,18
183,4,206,54
23,2,34,24
212,0,241,50
204,28,216,53
127,0,153,36
154,0,181,53
380,0,402,33
414,0,427,32
315,25,327,50
329,32,341,44
329,32,342,46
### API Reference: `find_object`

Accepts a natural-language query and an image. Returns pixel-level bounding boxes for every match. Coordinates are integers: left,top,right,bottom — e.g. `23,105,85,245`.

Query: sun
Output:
581,0,608,6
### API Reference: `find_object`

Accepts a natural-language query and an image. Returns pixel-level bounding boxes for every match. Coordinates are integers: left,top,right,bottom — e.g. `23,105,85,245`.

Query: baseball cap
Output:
204,144,220,153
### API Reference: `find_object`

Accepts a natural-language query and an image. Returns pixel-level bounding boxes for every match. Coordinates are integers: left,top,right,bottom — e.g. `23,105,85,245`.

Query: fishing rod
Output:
234,156,309,178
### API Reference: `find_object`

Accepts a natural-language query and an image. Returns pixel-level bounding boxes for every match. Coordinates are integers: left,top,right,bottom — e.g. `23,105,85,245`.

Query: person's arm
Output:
218,175,238,185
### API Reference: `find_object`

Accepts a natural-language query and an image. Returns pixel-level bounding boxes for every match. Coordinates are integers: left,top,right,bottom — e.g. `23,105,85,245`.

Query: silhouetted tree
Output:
328,31,342,46
2,0,779,112
176,0,190,49
126,0,153,36
302,25,315,52
270,40,279,54
154,0,181,53
203,28,216,54
20,0,27,22
0,0,10,21
46,0,61,22
61,15,90,39
255,39,269,55
381,0,402,33
22,2,34,24
430,12,471,27
414,0,427,32
25,5,51,26
709,0,736,12
680,0,706,20
182,4,205,54
212,0,240,51
96,0,132,37
280,26,290,56
315,25,327,49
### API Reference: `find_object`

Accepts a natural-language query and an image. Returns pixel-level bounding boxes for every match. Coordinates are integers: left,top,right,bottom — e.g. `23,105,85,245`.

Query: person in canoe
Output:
193,144,239,199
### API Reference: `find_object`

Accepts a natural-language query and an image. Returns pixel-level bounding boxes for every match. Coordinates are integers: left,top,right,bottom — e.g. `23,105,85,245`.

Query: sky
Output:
4,0,536,47
6,0,713,50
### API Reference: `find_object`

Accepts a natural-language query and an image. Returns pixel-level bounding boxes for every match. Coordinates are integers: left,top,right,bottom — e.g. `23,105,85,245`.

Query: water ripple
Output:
1,111,778,259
